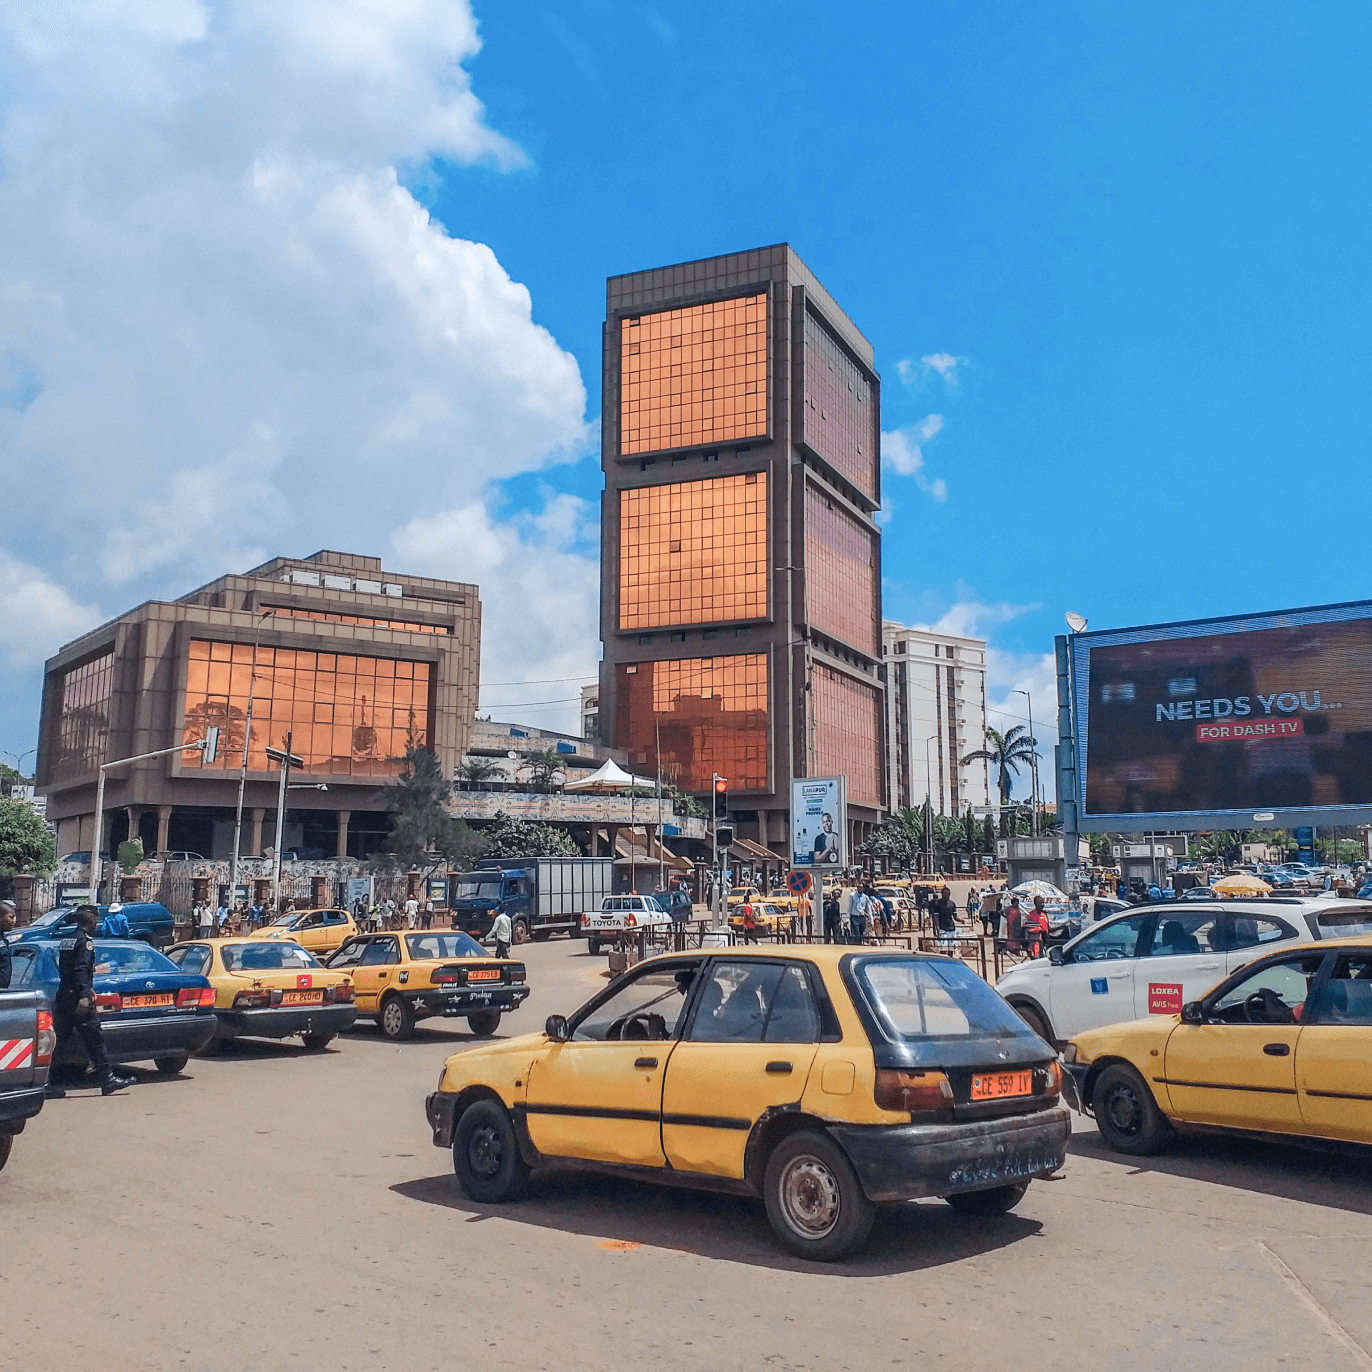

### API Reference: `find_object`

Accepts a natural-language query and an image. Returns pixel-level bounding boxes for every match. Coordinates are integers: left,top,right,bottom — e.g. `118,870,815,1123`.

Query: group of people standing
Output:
351,895,438,932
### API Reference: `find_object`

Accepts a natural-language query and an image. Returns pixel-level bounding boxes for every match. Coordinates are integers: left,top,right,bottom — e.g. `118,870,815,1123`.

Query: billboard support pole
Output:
1055,634,1080,894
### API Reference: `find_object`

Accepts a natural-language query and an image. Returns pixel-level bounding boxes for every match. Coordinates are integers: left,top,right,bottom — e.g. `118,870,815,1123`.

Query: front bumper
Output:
0,1085,46,1134
426,1091,458,1148
213,1004,358,1041
74,1012,219,1065
830,1106,1071,1202
1062,1063,1090,1114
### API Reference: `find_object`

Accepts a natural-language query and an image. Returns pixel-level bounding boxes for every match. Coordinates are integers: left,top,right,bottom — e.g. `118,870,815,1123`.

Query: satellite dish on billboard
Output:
1065,611,1088,633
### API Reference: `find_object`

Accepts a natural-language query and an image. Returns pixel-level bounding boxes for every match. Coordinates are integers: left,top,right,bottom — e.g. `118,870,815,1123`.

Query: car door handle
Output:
1263,1043,1291,1057
633,1057,658,1069
766,1061,793,1074
1108,971,1131,979
1195,962,1220,970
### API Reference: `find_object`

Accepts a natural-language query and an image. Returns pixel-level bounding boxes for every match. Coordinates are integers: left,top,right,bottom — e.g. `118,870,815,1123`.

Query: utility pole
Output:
924,734,938,875
265,732,304,912
229,609,274,905
1014,688,1038,836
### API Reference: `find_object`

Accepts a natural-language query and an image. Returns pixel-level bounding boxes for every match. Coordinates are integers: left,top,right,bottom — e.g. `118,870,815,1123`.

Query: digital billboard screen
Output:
1075,602,1372,828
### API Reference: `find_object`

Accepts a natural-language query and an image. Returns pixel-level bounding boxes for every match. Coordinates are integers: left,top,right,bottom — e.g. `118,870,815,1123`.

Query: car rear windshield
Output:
221,943,321,971
854,957,1038,1043
405,932,486,960
1311,906,1372,938
92,942,175,974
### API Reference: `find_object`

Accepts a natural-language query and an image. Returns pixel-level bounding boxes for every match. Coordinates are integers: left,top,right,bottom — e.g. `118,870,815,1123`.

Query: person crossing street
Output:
46,904,134,1098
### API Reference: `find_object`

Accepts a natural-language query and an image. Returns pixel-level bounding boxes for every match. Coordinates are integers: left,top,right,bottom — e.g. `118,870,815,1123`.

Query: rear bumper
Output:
407,986,529,1017
426,1091,458,1148
829,1106,1071,1202
0,1085,46,1133
74,1012,219,1065
213,1005,358,1041
1062,1064,1090,1114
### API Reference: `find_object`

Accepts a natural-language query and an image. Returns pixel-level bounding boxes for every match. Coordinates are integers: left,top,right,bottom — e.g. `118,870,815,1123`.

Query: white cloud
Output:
896,353,965,385
0,0,594,734
908,598,1042,640
881,417,947,501
0,553,102,668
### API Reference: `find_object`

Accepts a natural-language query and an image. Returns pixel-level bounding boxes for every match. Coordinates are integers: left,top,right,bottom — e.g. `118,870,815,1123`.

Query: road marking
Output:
1257,1240,1372,1371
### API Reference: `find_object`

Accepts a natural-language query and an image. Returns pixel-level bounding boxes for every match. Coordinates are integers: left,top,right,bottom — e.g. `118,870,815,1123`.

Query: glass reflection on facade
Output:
619,294,768,456
805,487,877,654
802,310,877,498
814,667,881,807
619,471,767,630
181,640,431,777
49,651,114,784
616,655,767,792
263,605,451,635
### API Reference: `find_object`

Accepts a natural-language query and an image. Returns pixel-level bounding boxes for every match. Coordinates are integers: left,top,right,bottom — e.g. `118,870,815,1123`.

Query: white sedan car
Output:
996,897,1372,1044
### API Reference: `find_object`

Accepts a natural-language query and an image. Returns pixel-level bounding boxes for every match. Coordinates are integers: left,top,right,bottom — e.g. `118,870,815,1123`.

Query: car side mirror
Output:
1181,1001,1204,1025
1048,946,1065,966
545,1014,570,1042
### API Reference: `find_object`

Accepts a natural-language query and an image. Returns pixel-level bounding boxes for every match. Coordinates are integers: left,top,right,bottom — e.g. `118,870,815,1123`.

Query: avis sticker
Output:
1149,982,1183,1014
1090,978,1108,995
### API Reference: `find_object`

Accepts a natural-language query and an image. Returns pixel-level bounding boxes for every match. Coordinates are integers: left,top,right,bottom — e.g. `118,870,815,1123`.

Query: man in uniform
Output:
45,904,134,1099
0,898,16,988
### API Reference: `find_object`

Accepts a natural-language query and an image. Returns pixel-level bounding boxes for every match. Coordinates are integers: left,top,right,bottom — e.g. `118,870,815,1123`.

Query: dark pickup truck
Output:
14,902,175,951
0,987,53,1172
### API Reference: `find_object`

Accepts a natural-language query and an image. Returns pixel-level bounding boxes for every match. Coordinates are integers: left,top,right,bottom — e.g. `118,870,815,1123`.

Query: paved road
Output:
4,939,1371,1372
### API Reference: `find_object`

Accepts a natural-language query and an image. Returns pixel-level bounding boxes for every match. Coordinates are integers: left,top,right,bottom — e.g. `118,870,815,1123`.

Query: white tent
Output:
562,757,661,793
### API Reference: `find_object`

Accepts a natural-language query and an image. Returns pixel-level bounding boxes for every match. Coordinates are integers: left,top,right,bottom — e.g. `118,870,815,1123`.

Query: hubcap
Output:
778,1154,841,1239
1103,1084,1141,1136
469,1124,503,1179
383,1002,402,1035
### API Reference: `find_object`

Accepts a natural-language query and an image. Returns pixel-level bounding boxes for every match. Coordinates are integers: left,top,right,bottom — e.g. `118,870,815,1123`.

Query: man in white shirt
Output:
491,910,513,959
404,896,419,929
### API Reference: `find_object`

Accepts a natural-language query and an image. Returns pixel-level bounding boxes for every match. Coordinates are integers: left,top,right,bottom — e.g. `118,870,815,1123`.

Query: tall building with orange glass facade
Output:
598,245,887,854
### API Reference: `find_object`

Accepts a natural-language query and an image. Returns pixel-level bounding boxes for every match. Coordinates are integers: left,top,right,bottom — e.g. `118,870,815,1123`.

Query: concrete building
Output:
580,684,600,741
596,244,887,855
37,550,480,863
883,621,991,816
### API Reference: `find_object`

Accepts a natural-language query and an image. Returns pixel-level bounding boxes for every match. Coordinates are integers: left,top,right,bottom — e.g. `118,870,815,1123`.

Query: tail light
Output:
1043,1060,1062,1099
176,987,207,1009
625,913,636,927
508,964,526,983
334,980,354,1003
35,1010,55,1067
430,966,464,986
95,992,122,1013
233,990,272,1009
874,1069,954,1113
580,913,589,927
200,987,216,1007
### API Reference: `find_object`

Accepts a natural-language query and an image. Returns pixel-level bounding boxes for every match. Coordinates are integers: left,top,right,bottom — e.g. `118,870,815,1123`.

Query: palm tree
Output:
455,757,503,786
962,725,1037,808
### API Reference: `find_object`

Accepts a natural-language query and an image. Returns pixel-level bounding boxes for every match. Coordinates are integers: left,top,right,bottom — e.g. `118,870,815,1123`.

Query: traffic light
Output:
713,775,728,819
716,824,735,849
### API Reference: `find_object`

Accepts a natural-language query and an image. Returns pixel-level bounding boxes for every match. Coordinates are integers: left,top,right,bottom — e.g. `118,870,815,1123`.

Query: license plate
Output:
281,990,323,1006
468,969,500,981
122,993,174,1009
970,1070,1034,1101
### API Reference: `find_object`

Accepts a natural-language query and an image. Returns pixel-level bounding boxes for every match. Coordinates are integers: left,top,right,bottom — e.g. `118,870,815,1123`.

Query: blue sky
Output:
2,1,1369,799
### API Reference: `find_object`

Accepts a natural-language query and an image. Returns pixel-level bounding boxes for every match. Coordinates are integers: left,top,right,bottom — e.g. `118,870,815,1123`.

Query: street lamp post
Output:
265,733,304,912
229,610,274,907
924,734,939,875
1013,688,1039,836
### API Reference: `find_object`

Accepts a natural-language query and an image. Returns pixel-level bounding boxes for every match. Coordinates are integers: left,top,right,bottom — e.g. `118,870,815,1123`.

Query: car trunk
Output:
0,990,45,1087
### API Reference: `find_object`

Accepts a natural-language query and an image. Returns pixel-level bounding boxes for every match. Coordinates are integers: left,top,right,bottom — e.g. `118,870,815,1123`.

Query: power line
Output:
477,674,598,687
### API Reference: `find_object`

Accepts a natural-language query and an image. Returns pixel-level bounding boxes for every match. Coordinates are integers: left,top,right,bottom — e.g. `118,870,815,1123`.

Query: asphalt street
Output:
3,938,1371,1372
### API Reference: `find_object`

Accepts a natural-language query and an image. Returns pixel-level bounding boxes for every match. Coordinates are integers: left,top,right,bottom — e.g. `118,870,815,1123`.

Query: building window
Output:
616,654,767,792
49,651,115,784
618,471,768,630
813,668,881,808
181,640,431,777
802,310,877,498
619,294,768,456
805,487,877,654
262,604,451,635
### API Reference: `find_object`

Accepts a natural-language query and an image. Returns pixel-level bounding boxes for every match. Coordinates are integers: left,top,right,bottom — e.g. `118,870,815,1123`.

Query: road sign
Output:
786,869,813,895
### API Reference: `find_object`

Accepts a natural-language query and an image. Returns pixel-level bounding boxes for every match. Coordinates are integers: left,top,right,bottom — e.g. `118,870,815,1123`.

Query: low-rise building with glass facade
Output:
36,550,480,863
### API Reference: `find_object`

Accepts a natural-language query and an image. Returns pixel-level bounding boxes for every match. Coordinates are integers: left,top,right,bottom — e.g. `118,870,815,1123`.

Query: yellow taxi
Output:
727,901,798,938
424,945,1068,1261
325,929,529,1040
1064,937,1372,1155
165,938,357,1050
247,907,357,956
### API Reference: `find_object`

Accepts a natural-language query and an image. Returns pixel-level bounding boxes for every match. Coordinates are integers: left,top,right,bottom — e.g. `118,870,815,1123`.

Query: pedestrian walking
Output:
404,895,419,929
491,909,513,959
215,899,229,936
1027,896,1051,958
45,905,134,1098
980,888,999,938
741,898,759,944
849,886,870,945
0,899,16,989
934,885,958,950
101,904,131,938
423,898,435,930
195,901,212,938
1005,896,1026,953
823,889,842,944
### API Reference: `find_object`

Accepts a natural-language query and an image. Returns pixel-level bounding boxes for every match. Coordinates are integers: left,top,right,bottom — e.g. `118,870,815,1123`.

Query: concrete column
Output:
125,807,143,853
249,808,265,857
156,806,171,856
336,810,351,859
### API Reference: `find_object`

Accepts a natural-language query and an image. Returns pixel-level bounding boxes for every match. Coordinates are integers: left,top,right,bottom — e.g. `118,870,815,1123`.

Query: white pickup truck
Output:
579,895,672,955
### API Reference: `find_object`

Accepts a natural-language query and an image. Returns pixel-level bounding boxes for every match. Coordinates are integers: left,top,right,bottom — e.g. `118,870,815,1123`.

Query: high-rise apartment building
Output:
883,621,991,816
597,245,886,853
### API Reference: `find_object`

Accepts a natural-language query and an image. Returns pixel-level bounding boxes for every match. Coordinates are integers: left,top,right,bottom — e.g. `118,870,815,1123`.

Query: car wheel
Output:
467,1010,502,1036
763,1130,874,1261
154,1053,189,1075
301,1033,333,1051
1092,1063,1174,1155
380,995,416,1040
512,919,530,945
1013,1002,1054,1044
0,1134,12,1171
453,1099,529,1203
587,937,601,956
945,1182,1030,1216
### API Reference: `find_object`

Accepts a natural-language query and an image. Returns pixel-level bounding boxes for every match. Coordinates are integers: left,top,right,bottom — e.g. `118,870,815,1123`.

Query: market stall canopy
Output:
1011,879,1069,903
562,757,662,793
1212,874,1272,895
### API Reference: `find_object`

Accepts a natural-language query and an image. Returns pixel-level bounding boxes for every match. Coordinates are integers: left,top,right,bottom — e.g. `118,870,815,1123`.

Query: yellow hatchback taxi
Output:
248,907,357,956
326,930,529,1039
425,946,1068,1260
166,938,358,1050
1064,938,1372,1155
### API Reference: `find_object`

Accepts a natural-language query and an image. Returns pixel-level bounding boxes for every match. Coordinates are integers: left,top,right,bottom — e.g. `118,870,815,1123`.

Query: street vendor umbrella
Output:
1010,879,1069,904
1212,874,1272,895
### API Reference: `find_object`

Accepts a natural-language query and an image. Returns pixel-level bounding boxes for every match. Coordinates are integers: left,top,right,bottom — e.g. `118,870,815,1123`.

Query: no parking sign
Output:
786,869,813,896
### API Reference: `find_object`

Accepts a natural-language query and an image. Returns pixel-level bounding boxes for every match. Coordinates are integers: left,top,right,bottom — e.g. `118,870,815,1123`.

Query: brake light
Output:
508,964,526,983
95,992,122,1013
334,980,354,1003
35,1010,54,1067
176,987,202,1009
200,987,216,1007
430,966,464,986
874,1069,954,1113
232,990,272,1009
1043,1060,1062,1099
625,913,636,927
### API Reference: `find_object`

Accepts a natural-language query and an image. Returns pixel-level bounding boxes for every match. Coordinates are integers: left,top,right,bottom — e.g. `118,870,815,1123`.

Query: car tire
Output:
1092,1063,1174,1156
512,919,530,945
1012,1002,1054,1044
532,928,552,942
453,1099,529,1203
763,1130,874,1261
301,1033,333,1051
154,1052,189,1075
467,1010,502,1037
379,995,416,1041
945,1182,1030,1216
587,937,601,956
0,1133,12,1171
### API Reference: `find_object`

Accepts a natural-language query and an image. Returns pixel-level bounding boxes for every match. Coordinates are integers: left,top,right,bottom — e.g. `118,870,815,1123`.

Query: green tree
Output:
857,819,920,866
520,748,564,794
456,757,503,785
372,742,485,873
117,838,145,874
962,726,1037,809
480,811,581,860
0,798,58,877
